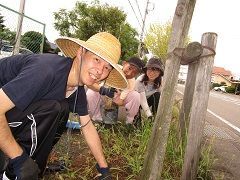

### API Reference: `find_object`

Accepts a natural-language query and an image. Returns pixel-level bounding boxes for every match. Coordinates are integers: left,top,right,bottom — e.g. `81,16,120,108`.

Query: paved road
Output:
177,84,240,179
177,84,240,135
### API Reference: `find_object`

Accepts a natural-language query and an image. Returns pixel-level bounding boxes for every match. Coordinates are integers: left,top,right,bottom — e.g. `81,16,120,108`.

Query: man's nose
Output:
96,63,104,75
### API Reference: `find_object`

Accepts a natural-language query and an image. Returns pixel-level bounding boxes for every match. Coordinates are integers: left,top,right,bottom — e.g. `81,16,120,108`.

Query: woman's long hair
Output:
140,70,163,89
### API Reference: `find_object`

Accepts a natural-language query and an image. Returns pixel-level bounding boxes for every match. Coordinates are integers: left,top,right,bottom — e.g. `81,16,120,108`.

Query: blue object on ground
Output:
66,120,80,129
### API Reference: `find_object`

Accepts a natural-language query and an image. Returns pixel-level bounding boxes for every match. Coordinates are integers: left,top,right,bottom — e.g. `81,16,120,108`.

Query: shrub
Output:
211,83,221,89
226,86,235,93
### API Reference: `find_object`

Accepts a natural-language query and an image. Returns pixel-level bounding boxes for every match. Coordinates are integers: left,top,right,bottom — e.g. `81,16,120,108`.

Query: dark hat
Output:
127,56,145,73
145,57,164,74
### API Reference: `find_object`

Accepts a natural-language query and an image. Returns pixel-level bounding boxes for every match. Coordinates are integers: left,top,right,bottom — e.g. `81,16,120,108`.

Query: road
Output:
177,84,240,135
177,84,240,179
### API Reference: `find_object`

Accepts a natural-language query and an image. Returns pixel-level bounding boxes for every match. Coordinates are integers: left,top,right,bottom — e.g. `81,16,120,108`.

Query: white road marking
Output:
176,90,240,133
207,109,240,133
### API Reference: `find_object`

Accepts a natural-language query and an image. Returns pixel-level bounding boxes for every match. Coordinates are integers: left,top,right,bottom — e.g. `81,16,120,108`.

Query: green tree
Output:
0,28,15,43
54,1,139,60
144,21,190,64
0,13,5,31
21,31,50,53
0,14,16,45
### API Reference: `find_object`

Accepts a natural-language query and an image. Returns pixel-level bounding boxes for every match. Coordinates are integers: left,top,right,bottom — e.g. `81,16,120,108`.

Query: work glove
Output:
99,86,116,98
96,163,112,180
9,150,39,180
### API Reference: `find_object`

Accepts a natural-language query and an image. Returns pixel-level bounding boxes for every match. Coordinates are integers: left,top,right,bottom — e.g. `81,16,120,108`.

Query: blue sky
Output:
1,0,240,77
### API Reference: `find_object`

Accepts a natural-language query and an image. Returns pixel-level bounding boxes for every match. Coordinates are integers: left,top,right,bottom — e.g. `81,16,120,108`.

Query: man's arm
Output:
88,83,116,98
0,89,23,158
79,114,108,168
88,83,101,92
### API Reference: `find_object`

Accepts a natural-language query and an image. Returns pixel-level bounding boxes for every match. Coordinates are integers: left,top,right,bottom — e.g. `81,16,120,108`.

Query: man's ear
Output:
76,47,86,60
122,61,126,65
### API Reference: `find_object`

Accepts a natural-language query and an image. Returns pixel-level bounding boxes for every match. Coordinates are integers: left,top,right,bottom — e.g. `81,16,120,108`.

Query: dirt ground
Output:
44,129,137,180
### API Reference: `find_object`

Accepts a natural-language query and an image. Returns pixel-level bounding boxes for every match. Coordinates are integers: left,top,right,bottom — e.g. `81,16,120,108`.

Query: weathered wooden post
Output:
181,32,217,180
178,42,203,139
140,0,196,179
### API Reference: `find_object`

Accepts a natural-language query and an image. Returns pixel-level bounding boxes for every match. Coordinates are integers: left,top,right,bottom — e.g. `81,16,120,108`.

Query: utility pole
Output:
138,0,149,58
13,0,25,55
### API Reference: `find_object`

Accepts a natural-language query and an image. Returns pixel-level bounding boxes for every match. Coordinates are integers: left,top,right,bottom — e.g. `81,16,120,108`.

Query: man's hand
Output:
99,87,116,98
9,150,39,180
96,163,112,180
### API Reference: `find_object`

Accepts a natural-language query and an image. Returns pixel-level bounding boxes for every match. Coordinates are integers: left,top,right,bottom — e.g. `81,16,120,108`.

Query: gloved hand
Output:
9,150,39,180
96,163,112,180
99,86,116,98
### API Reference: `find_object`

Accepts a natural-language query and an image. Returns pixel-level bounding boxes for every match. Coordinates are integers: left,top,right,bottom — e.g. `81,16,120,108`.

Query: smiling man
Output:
0,32,127,179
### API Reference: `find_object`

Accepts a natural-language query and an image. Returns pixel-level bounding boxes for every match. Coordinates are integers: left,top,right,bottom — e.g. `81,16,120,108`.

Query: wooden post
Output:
181,32,218,180
179,42,203,139
140,0,196,179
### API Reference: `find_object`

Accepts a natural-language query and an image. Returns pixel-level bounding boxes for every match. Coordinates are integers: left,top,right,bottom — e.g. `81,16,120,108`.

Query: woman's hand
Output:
113,90,124,106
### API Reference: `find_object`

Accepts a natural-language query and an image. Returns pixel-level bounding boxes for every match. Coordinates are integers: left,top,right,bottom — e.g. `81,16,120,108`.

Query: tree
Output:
54,1,139,60
0,13,5,31
0,28,16,44
144,21,172,63
21,31,50,53
144,21,190,64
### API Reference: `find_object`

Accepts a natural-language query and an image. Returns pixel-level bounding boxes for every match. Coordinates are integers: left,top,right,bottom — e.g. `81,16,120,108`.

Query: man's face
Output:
79,50,113,86
122,62,139,79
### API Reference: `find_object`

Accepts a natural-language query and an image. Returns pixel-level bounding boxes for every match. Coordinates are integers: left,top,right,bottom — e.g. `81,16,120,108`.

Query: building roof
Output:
212,66,232,76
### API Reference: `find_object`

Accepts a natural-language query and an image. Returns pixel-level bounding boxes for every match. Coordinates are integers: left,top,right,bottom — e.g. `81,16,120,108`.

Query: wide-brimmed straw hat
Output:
55,32,127,89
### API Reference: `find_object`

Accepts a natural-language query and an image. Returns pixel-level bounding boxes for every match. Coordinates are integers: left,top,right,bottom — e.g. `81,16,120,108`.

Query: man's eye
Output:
95,58,100,63
105,66,112,71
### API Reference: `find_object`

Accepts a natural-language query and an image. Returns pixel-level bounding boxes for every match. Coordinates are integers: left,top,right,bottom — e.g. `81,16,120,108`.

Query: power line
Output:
134,0,143,23
138,0,150,57
127,0,142,29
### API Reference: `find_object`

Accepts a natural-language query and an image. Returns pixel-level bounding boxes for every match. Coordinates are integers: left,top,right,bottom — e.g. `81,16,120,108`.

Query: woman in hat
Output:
87,56,145,125
135,57,164,118
0,32,126,179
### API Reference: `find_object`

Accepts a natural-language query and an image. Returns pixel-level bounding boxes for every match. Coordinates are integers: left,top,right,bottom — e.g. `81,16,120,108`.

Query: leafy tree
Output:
144,21,172,63
0,13,5,31
54,1,139,60
0,28,16,43
21,31,50,53
144,21,190,64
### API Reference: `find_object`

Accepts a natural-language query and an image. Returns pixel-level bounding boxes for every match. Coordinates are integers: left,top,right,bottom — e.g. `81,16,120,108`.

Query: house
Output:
212,66,240,93
212,66,233,85
212,74,232,86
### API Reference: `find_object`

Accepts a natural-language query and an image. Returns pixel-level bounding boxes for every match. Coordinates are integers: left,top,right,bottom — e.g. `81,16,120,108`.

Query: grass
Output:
44,105,215,179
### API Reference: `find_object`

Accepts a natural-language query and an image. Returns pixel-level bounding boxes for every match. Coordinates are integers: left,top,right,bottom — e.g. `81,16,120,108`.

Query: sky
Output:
1,0,240,77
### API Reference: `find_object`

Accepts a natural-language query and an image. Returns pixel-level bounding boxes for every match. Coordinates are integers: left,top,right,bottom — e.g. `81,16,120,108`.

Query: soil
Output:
44,129,136,180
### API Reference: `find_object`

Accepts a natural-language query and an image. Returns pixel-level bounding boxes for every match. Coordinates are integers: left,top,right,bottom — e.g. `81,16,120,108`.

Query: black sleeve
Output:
67,86,88,116
2,62,54,111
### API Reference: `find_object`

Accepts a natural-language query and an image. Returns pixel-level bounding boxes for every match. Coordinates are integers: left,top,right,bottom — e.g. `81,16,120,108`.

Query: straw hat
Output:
55,32,128,89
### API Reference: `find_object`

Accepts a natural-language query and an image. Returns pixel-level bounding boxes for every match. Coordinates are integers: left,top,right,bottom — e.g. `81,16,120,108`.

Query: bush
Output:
211,83,221,89
226,86,235,93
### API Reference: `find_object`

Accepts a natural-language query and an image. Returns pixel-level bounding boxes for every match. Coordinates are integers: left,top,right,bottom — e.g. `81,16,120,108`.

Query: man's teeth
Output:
90,73,97,80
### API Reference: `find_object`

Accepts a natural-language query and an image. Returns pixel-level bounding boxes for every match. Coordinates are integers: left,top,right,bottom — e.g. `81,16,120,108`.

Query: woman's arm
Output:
139,91,152,118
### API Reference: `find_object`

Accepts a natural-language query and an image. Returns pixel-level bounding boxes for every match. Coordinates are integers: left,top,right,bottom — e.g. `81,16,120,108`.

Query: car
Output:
213,86,227,92
0,45,33,59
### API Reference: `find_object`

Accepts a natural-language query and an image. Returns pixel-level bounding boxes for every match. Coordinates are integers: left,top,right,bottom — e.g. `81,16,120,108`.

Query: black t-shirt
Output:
0,54,88,116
